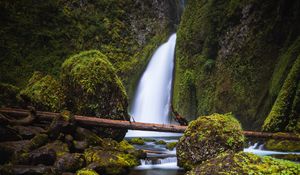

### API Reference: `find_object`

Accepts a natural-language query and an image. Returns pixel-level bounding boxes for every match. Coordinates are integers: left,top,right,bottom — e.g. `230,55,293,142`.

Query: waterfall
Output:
126,33,179,137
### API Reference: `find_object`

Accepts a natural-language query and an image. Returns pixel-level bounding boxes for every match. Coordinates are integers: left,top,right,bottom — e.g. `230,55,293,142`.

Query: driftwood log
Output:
0,108,299,141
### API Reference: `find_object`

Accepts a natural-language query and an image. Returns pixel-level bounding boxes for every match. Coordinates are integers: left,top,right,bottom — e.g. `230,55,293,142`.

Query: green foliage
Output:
177,113,244,170
263,56,300,132
19,72,65,112
187,152,300,175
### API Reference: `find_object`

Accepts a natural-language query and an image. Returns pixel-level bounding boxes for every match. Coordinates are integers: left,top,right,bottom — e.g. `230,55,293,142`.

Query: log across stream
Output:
1,108,299,141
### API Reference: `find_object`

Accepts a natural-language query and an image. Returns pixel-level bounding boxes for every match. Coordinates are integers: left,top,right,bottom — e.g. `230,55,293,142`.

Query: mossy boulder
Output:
61,50,129,141
54,153,85,173
76,168,99,175
166,142,177,150
177,113,244,170
265,139,300,152
128,138,145,145
155,140,166,145
19,71,65,112
186,152,300,175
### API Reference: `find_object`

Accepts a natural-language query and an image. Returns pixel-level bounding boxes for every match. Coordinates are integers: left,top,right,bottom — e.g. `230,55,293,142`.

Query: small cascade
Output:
126,33,179,137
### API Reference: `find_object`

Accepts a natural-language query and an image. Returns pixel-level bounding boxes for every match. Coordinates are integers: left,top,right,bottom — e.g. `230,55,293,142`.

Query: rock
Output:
12,125,45,139
73,141,88,152
265,139,300,152
0,140,31,164
47,110,76,139
28,134,49,150
19,71,65,112
54,153,85,173
186,152,300,175
61,50,130,141
271,154,300,162
155,140,166,145
15,147,56,166
83,140,141,175
0,164,58,175
177,113,244,170
76,168,99,175
166,142,177,150
128,138,145,145
0,125,22,142
74,127,103,146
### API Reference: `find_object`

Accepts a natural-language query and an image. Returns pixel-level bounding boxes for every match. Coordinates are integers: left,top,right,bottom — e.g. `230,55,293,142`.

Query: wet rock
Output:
166,142,177,150
12,125,45,139
54,153,85,173
177,113,244,170
0,140,30,164
128,137,145,145
74,127,103,146
0,164,58,175
0,125,22,142
73,140,88,152
155,140,166,145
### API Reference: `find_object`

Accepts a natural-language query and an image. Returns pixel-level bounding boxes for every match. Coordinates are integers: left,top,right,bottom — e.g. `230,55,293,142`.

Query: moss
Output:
265,139,300,152
166,142,177,150
155,140,167,145
61,50,129,140
263,56,300,132
76,168,99,175
19,71,65,112
177,113,244,170
128,138,145,145
0,83,20,107
187,152,300,175
173,0,300,130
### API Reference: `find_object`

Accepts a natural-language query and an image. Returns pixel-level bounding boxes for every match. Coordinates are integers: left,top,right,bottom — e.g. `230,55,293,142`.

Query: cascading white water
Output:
126,33,178,137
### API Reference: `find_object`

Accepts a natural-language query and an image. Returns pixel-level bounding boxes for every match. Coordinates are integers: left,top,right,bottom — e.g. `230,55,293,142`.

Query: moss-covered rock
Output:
128,138,145,145
19,71,65,112
186,152,300,175
177,113,244,170
166,142,177,150
84,147,139,175
265,139,300,152
155,140,166,145
61,50,129,141
54,153,85,173
0,83,20,107
76,168,99,175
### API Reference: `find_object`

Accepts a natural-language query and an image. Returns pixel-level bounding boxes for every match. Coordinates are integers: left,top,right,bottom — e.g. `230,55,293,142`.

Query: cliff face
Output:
174,0,300,130
0,0,182,100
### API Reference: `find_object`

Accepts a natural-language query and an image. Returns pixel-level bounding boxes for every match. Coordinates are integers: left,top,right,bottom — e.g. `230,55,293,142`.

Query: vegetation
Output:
186,152,300,175
173,0,300,131
128,138,145,145
265,139,300,152
166,142,177,150
177,113,244,170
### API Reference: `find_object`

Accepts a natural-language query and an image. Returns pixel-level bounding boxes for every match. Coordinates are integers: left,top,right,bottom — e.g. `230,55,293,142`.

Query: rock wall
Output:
173,0,300,130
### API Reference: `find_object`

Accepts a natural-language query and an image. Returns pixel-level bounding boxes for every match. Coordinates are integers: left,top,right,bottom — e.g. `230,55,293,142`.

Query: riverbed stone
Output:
177,113,244,170
54,153,85,173
61,50,130,141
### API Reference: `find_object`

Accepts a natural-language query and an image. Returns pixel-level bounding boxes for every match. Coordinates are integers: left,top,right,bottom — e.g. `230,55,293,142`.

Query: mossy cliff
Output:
0,0,183,101
173,0,300,130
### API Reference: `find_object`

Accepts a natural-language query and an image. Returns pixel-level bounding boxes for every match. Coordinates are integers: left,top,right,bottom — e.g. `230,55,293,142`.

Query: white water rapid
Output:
126,33,179,137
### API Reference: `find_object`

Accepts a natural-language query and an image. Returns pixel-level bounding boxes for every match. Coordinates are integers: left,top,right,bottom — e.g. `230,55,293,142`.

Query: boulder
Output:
61,50,129,141
177,113,244,170
54,153,85,173
76,168,99,175
19,71,65,112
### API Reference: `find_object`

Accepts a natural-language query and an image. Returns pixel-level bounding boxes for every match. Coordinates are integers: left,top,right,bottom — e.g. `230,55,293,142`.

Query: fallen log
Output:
0,108,299,141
